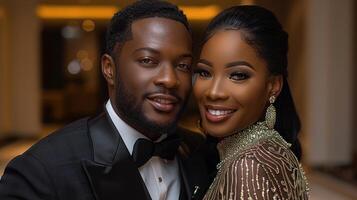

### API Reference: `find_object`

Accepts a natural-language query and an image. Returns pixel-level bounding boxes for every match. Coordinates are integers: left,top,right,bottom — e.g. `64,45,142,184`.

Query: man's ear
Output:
101,54,115,86
268,75,283,98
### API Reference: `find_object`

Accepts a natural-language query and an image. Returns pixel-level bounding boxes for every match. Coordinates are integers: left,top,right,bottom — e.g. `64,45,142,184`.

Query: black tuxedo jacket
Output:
0,112,218,200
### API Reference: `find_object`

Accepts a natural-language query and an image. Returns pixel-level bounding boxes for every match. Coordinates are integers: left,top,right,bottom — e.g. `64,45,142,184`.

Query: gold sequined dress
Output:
203,122,309,200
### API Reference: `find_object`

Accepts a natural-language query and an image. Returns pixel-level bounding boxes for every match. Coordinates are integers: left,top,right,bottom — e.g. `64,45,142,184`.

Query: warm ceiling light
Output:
82,19,95,32
37,5,221,20
37,5,118,19
180,5,221,20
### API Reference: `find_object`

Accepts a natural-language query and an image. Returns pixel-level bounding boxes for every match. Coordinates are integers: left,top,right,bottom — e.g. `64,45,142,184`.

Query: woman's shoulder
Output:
228,138,306,183
235,136,299,167
205,133,310,200
223,138,309,199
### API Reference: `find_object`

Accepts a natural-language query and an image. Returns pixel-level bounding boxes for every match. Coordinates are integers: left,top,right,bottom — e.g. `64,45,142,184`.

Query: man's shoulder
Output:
24,117,92,163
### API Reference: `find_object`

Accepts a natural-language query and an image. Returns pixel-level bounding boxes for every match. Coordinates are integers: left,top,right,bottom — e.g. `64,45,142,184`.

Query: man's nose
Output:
154,64,180,89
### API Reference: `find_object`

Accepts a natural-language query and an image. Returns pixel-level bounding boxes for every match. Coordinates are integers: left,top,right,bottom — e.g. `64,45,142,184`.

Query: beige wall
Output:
0,0,41,136
0,3,11,136
306,0,354,165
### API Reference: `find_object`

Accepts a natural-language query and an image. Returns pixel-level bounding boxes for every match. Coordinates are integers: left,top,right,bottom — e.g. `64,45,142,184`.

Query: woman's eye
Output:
230,72,249,81
177,63,191,71
194,69,211,78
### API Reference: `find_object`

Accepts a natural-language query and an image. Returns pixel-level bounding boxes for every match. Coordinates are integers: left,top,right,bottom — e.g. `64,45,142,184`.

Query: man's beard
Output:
114,77,187,136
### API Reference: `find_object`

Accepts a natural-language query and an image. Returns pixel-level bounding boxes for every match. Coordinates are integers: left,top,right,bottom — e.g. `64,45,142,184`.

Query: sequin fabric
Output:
203,122,309,200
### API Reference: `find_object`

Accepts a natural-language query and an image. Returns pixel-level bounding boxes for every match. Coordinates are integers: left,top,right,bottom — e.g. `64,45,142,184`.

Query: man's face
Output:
112,18,193,138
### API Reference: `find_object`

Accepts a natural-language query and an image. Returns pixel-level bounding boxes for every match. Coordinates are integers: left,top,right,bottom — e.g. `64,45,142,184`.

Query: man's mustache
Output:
144,89,182,103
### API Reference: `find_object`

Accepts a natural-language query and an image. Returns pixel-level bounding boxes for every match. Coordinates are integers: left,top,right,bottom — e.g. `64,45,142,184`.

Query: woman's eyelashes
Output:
194,68,212,78
229,71,250,81
194,67,250,82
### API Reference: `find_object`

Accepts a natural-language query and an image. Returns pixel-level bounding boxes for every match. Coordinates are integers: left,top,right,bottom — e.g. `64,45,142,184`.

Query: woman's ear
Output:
268,75,283,98
101,54,115,86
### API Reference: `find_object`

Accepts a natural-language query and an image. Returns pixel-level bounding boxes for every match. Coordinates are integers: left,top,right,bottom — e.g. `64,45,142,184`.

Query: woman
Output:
193,5,309,199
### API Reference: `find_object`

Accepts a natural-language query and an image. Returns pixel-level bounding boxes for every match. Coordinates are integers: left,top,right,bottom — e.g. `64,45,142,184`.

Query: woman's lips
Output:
204,105,237,123
146,94,179,113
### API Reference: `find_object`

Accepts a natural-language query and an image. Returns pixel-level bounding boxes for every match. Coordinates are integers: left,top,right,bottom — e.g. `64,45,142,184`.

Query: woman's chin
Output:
203,126,237,138
200,116,245,138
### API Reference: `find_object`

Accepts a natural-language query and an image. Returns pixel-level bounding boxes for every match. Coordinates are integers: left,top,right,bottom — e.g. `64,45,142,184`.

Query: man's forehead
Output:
130,17,190,40
120,17,192,52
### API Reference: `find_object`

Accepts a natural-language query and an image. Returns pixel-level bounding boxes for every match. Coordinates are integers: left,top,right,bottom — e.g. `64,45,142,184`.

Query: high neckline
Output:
216,121,291,170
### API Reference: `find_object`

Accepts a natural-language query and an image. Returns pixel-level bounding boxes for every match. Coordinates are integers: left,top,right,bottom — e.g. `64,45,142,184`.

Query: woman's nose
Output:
205,78,229,101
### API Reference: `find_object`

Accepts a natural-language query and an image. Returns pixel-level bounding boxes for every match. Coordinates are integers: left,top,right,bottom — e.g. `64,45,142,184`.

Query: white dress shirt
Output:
106,101,181,200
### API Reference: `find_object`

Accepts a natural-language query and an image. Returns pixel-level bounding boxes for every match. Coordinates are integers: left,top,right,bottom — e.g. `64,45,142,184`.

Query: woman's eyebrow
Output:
197,59,213,67
225,60,254,69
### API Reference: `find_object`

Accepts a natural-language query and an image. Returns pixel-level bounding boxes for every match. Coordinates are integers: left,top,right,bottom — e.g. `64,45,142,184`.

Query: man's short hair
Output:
106,0,191,56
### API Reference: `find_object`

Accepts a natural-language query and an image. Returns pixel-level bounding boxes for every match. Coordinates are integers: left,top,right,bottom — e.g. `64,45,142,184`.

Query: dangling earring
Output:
265,96,276,129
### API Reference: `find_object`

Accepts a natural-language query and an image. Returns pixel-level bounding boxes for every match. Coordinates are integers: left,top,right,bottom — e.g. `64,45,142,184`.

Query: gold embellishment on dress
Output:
204,122,310,200
216,122,290,171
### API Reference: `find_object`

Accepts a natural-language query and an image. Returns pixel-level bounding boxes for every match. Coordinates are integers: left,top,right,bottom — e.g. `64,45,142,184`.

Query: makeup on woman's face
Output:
193,30,273,138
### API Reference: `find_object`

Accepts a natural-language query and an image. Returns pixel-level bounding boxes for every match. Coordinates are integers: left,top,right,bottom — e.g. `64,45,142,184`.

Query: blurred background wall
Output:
0,0,41,138
0,0,356,198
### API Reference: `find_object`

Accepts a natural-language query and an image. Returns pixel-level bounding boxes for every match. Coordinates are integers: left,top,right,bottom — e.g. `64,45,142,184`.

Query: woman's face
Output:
193,30,281,138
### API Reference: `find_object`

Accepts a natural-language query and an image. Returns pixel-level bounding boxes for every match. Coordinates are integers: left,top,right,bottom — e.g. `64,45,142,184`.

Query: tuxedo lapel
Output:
178,151,206,200
177,156,190,200
82,112,151,200
177,141,215,200
81,157,150,200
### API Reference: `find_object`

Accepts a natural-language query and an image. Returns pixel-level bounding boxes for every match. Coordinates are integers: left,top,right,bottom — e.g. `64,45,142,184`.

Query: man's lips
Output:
204,105,237,123
146,94,179,113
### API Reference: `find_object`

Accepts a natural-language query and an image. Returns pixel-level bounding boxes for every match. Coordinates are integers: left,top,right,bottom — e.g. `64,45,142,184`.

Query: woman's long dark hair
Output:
203,5,302,159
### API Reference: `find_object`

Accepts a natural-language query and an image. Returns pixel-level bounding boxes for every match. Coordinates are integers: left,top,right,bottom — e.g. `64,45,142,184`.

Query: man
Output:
0,1,218,200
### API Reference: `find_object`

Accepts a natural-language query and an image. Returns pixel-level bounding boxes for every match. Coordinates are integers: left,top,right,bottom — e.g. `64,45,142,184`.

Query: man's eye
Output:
139,58,156,65
177,63,191,71
230,72,250,81
194,69,211,78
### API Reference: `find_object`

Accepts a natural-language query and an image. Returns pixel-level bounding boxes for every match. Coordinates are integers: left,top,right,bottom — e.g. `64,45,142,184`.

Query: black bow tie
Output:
132,134,182,167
